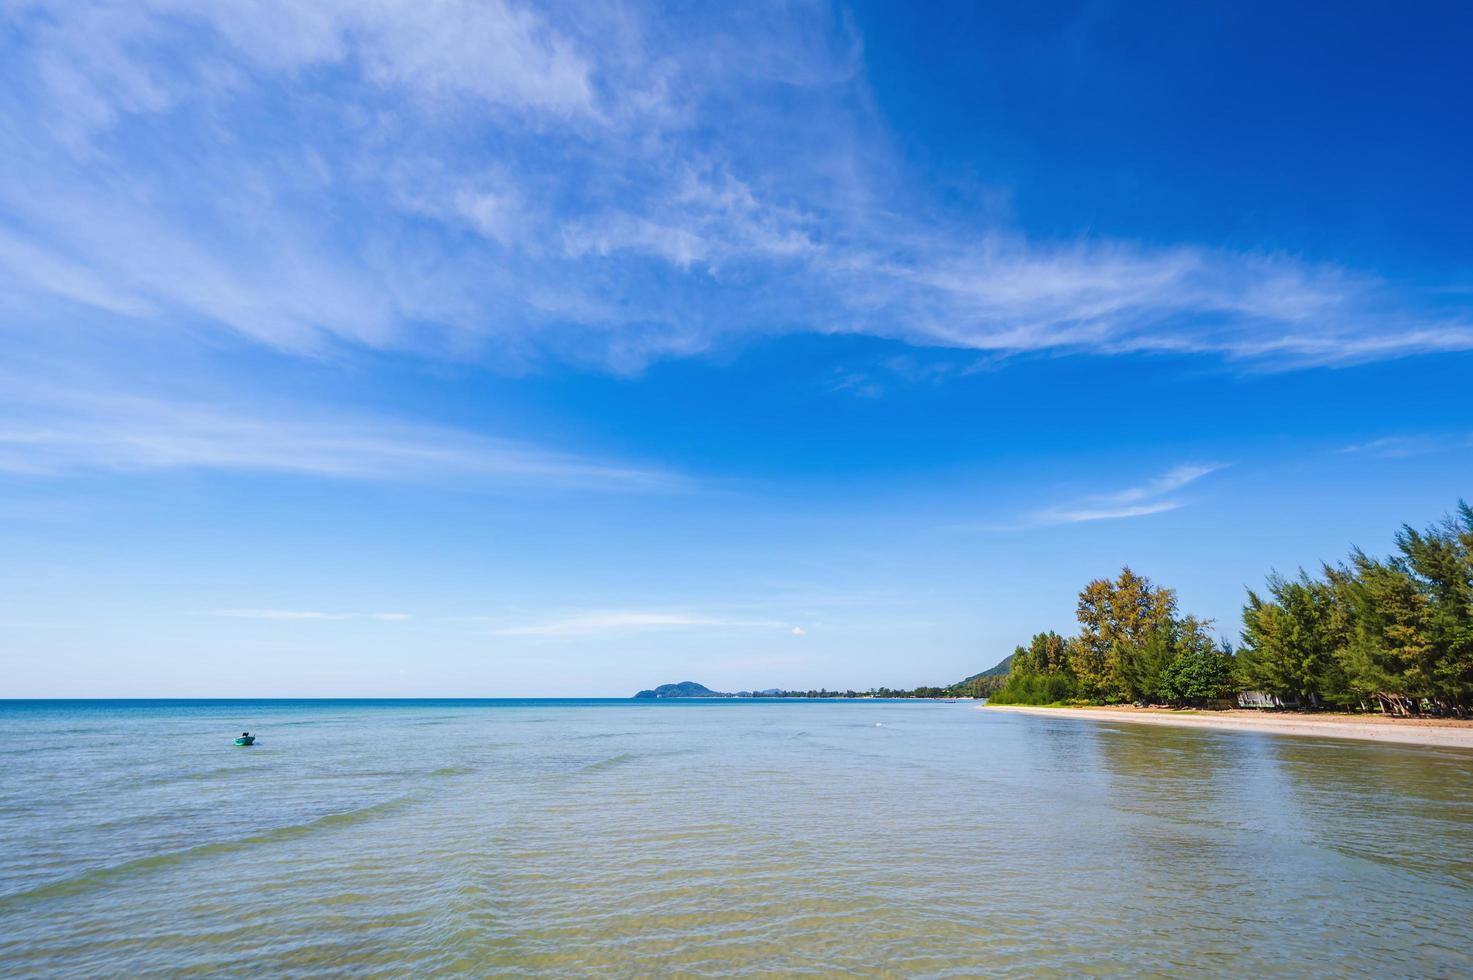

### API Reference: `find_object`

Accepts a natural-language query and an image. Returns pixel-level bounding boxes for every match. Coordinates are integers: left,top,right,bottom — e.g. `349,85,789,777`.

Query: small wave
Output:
1,743,77,757
147,765,256,786
428,766,476,777
0,795,417,909
577,752,638,773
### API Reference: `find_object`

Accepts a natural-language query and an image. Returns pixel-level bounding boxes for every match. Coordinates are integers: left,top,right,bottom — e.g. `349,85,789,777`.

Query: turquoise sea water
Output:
2,699,1472,976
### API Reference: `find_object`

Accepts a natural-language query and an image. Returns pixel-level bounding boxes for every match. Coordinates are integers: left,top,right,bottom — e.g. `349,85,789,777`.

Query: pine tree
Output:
1074,567,1177,701
1239,572,1350,707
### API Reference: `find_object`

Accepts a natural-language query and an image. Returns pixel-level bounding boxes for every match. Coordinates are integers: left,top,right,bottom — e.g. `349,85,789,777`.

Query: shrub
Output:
988,672,1081,705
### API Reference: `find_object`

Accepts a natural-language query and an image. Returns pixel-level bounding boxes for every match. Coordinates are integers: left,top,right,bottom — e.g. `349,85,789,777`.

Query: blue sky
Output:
1,0,1470,696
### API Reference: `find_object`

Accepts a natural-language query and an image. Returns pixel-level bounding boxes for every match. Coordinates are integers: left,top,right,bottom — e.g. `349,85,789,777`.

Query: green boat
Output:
234,733,255,746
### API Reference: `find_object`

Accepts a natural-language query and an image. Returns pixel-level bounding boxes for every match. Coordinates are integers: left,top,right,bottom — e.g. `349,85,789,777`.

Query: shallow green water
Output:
2,699,1472,976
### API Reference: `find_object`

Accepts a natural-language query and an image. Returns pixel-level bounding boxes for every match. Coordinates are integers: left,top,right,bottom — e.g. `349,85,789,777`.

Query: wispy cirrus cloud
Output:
1337,434,1473,458
206,610,410,621
0,375,687,492
1028,463,1226,526
490,610,797,638
17,0,600,140
0,0,1466,377
1032,500,1184,524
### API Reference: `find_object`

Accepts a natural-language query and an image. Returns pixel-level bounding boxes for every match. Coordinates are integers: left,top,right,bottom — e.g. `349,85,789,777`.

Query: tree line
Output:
758,686,960,699
988,502,1473,717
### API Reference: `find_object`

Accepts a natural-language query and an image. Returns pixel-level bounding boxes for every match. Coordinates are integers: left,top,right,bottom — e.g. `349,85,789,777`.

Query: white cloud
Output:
1031,500,1184,525
790,626,806,636
1028,463,1225,526
1095,464,1225,506
0,376,687,491
0,0,1466,377
0,229,157,318
491,610,791,637
1337,434,1473,458
206,609,410,621
834,238,1472,367
18,0,598,138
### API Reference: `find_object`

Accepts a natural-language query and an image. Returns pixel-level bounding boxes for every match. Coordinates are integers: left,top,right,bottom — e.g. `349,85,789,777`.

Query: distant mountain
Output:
632,681,733,699
957,654,1012,686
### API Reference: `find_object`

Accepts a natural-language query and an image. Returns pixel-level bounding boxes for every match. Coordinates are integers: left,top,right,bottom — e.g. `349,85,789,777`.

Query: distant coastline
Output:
984,703,1473,749
633,680,977,700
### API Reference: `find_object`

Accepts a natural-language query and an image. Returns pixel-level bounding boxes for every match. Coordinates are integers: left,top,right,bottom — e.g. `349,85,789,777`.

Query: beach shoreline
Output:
982,703,1473,749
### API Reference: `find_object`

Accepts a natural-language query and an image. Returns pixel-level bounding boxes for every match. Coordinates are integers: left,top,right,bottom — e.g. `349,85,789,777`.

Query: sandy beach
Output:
983,703,1473,749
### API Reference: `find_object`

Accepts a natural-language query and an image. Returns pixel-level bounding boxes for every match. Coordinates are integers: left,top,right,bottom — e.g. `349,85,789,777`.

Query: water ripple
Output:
2,701,1472,977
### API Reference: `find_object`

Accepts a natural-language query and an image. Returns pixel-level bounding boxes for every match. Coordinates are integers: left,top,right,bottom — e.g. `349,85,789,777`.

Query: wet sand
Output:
983,703,1473,749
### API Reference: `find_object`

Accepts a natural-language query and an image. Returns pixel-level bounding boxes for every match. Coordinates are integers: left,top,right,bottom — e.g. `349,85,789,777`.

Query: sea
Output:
2,698,1471,977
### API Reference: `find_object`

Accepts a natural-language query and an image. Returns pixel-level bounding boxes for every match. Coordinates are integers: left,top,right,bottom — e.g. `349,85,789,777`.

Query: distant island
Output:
633,681,733,698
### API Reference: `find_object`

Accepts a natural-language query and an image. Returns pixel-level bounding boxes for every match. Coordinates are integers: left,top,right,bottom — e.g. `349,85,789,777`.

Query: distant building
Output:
1238,690,1300,709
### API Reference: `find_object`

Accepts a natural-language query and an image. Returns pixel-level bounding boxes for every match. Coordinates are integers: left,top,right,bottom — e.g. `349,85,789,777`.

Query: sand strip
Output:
982,704,1473,749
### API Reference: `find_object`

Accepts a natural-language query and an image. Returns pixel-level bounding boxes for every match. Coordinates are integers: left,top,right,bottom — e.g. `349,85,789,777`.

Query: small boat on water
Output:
234,732,255,746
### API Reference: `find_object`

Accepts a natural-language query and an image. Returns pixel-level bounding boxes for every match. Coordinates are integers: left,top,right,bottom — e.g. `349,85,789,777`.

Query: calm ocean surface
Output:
2,699,1472,977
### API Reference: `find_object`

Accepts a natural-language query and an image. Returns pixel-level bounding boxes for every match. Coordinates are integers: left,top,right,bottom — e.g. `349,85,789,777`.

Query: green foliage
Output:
961,674,1010,699
965,501,1473,717
1238,572,1351,707
1010,631,1075,677
1237,502,1473,715
1074,567,1178,701
984,568,1229,707
761,686,961,698
1118,626,1176,704
1161,634,1235,705
987,671,1081,705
